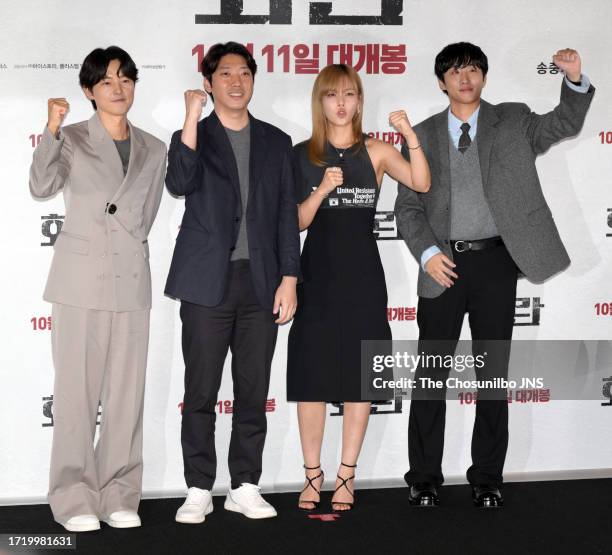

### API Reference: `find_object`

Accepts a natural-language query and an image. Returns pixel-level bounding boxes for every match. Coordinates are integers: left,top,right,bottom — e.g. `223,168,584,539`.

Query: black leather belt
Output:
451,236,503,253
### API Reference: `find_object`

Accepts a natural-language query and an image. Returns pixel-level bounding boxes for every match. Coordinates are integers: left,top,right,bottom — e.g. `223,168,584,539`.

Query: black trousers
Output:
406,242,518,487
180,260,278,490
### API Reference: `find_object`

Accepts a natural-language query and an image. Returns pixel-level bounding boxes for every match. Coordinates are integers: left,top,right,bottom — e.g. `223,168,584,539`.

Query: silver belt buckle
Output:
454,240,470,253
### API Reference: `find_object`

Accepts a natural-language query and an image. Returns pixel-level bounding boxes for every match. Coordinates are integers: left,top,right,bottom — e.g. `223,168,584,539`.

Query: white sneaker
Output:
63,514,100,532
175,487,214,524
103,510,141,528
224,483,277,519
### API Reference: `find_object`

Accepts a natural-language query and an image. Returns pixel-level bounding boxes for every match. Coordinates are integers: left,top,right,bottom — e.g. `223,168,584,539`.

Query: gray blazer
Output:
395,80,595,299
29,113,167,311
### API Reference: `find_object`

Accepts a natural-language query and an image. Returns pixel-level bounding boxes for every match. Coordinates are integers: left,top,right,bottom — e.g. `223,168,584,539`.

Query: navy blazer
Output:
164,111,301,309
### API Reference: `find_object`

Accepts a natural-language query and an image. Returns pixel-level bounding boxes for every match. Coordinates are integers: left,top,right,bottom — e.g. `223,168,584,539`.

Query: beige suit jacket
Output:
29,113,167,311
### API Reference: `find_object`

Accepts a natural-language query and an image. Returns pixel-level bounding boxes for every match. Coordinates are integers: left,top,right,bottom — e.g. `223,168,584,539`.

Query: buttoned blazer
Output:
29,112,167,311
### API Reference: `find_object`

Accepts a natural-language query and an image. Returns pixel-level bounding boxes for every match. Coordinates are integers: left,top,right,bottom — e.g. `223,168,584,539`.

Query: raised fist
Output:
47,98,69,137
552,49,582,82
389,110,414,136
184,89,207,120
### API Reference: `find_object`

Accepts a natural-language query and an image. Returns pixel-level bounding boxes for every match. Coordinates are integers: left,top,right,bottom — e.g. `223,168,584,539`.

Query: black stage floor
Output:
1,479,610,555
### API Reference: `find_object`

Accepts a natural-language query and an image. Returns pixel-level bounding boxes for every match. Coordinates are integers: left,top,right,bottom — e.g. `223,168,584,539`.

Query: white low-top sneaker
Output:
103,510,141,528
224,483,277,519
63,514,100,532
175,487,214,524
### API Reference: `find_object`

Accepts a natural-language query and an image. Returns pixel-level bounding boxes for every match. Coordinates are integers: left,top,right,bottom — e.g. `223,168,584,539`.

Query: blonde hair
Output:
307,64,365,166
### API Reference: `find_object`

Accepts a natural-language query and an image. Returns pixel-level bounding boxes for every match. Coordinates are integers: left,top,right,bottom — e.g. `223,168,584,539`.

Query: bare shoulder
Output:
366,137,400,165
365,136,394,155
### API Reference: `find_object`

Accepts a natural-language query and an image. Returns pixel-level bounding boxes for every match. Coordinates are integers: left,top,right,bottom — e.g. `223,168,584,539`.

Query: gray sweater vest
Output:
449,136,499,240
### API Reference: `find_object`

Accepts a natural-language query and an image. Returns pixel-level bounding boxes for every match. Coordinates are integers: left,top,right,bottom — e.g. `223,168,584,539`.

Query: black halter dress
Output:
287,139,392,402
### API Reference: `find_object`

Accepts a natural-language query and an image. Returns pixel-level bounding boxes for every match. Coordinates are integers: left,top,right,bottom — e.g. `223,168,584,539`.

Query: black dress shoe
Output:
472,485,504,508
408,482,439,507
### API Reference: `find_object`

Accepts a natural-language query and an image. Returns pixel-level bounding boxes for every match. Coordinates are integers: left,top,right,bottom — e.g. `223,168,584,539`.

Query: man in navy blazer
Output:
165,42,300,523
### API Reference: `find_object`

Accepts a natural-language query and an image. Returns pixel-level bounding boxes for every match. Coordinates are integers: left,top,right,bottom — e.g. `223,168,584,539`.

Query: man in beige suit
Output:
29,46,167,532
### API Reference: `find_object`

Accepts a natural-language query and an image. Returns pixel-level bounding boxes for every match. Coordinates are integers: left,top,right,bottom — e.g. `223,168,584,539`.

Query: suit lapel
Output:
112,120,148,201
206,111,241,203
433,109,451,194
248,113,267,205
476,100,500,187
87,113,124,190
87,113,149,201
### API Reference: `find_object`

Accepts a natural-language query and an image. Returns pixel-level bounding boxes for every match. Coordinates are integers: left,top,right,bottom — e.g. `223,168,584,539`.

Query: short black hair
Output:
79,46,138,110
434,42,488,93
201,42,257,102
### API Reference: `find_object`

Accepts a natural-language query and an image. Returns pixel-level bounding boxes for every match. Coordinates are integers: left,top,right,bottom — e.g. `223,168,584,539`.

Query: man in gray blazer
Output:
394,43,594,508
29,47,166,531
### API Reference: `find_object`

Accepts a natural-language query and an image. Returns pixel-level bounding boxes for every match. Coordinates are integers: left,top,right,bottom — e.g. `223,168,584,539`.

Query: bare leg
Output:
297,401,326,509
332,402,371,510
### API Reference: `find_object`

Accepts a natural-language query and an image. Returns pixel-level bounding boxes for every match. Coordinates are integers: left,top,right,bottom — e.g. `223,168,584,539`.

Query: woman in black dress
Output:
287,64,430,511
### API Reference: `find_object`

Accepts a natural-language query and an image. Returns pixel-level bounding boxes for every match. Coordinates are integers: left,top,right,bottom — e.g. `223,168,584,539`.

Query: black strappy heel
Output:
298,464,324,511
331,462,357,511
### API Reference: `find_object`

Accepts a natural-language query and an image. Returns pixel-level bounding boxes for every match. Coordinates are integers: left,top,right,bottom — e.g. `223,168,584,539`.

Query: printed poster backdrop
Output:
0,0,611,503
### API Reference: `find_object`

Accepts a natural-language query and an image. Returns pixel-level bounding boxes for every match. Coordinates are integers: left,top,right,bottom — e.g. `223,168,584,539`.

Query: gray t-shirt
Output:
114,137,131,176
225,123,250,261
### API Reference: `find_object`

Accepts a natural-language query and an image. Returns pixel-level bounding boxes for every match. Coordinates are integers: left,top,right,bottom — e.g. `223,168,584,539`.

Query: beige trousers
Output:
48,303,150,524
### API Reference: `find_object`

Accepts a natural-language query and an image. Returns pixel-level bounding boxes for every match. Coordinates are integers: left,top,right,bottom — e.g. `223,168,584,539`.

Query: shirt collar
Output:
448,105,480,136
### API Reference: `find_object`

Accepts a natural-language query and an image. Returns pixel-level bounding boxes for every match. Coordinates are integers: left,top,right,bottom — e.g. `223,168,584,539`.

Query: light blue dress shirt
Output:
448,106,480,149
419,75,591,271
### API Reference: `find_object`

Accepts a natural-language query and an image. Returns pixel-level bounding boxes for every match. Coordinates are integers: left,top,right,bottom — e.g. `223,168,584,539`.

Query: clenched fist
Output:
389,110,414,137
47,98,69,137
552,49,582,82
317,166,343,196
184,89,207,121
